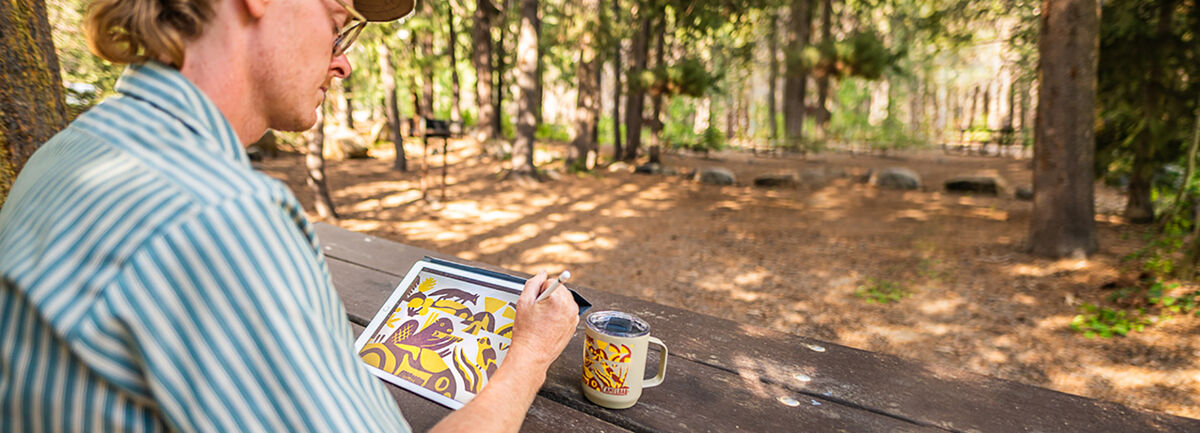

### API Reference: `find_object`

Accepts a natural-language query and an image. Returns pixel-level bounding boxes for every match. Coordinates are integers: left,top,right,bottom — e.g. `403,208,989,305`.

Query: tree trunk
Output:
510,0,539,178
814,0,834,136
965,85,980,130
569,0,601,171
493,0,509,138
307,102,339,221
1126,0,1174,224
622,8,652,162
610,0,623,161
448,9,462,129
767,11,779,141
379,41,407,171
534,9,544,125
473,0,498,143
420,13,435,120
1177,104,1200,279
342,80,355,128
0,0,67,206
647,14,666,164
783,0,813,148
1029,0,1099,258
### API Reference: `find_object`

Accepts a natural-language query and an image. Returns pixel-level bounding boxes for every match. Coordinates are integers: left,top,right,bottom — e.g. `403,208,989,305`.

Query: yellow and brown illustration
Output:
359,273,518,402
582,335,632,396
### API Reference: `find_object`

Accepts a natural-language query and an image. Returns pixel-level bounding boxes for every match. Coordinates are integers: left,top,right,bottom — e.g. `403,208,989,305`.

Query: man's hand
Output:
508,270,580,370
427,271,579,433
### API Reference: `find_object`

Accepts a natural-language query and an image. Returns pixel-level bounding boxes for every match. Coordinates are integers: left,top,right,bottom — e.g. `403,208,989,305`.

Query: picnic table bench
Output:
317,223,1200,432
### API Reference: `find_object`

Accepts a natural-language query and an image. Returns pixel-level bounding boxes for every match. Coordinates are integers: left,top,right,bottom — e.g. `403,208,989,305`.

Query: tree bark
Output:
493,0,509,138
0,0,67,206
814,0,834,136
622,7,652,162
783,0,813,147
1125,0,1175,224
534,9,544,125
510,0,539,178
420,5,436,120
379,41,407,171
569,0,601,171
767,11,779,141
342,80,355,128
307,102,339,221
647,14,666,164
448,9,462,129
610,0,623,161
1029,0,1099,258
473,0,498,143
965,85,980,130
1177,103,1200,279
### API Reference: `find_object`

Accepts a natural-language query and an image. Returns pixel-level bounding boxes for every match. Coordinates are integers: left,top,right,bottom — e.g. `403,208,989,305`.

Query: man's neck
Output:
178,12,266,146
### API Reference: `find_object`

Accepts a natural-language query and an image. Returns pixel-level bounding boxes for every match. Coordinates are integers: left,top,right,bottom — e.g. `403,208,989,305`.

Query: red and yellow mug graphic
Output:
580,311,668,409
583,335,632,396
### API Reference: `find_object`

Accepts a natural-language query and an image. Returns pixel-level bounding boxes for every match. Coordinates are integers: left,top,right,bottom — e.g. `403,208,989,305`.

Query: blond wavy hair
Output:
85,0,217,67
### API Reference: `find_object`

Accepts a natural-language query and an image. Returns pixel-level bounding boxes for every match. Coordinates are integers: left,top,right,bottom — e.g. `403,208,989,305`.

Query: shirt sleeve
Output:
107,195,411,433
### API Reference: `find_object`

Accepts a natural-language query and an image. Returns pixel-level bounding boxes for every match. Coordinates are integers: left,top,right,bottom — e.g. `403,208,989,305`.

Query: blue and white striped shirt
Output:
0,62,410,432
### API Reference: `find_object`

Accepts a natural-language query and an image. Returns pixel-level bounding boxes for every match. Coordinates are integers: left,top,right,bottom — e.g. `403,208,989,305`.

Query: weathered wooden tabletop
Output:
316,223,1200,433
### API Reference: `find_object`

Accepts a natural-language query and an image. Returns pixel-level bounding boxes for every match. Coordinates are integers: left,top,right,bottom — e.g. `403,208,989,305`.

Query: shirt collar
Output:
114,61,248,165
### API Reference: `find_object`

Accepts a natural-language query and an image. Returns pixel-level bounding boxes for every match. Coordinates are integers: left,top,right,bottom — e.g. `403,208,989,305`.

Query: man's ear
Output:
241,0,269,19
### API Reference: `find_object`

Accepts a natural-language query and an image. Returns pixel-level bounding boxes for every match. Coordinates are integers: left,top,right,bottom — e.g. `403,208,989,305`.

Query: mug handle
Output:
643,336,668,388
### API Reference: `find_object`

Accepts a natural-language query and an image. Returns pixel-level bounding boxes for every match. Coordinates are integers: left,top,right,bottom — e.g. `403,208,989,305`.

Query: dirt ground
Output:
257,138,1200,419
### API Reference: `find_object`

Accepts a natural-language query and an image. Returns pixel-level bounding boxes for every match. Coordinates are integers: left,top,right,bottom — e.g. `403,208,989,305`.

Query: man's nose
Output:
331,54,352,79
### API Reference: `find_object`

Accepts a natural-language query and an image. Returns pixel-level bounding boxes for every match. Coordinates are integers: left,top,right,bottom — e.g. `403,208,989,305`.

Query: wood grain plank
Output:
333,256,940,432
318,223,1200,433
350,324,631,433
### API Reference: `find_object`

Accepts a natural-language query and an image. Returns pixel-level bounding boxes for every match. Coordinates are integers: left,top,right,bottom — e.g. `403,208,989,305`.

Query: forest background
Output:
5,0,1200,420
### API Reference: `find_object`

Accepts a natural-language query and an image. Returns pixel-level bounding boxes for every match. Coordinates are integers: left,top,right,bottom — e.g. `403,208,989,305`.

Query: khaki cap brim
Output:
356,0,416,22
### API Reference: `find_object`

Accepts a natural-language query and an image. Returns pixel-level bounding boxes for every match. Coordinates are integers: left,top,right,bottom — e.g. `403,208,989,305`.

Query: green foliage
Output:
1071,279,1200,338
1096,0,1200,215
700,126,726,152
535,123,571,142
831,31,898,80
855,278,911,304
1070,303,1150,338
48,0,122,115
650,57,719,98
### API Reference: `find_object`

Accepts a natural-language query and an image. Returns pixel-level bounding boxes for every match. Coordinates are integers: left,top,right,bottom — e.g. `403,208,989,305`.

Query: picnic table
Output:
317,223,1200,432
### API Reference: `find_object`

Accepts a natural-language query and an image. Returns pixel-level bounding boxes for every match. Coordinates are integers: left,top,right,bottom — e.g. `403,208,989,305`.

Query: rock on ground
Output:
696,167,736,185
945,176,1008,195
869,167,921,190
754,173,799,188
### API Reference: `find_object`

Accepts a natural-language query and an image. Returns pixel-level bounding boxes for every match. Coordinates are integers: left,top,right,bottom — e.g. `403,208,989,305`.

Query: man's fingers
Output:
520,270,548,304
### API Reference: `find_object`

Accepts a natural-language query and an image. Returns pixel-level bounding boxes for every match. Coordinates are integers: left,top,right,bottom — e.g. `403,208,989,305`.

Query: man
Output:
0,0,579,431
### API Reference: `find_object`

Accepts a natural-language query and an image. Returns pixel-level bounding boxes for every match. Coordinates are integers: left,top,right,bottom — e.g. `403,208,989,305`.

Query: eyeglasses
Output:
332,0,367,56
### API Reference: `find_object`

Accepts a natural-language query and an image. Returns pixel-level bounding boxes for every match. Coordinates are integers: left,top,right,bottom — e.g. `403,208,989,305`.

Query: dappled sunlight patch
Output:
709,200,745,211
730,290,761,302
431,231,468,242
1007,258,1091,278
890,209,929,221
733,268,770,286
965,207,1009,221
917,297,965,315
806,189,849,209
341,219,382,233
1011,293,1038,306
477,222,542,255
558,231,591,243
568,200,599,212
348,199,383,213
599,206,643,218
519,243,596,264
379,189,424,208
